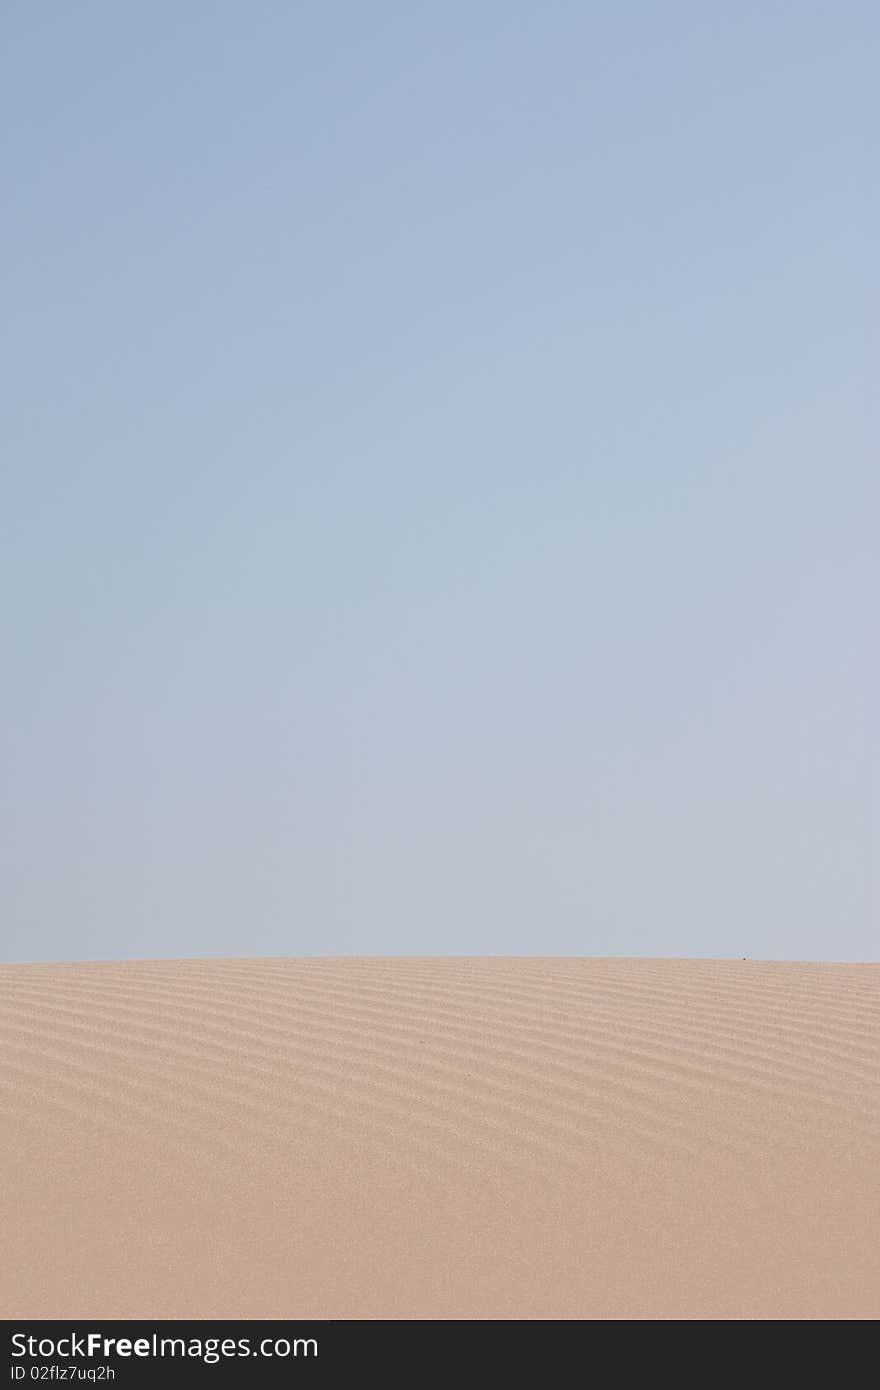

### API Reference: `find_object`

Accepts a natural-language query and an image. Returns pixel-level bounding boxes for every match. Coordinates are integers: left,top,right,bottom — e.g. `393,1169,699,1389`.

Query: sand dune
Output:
1,956,877,1319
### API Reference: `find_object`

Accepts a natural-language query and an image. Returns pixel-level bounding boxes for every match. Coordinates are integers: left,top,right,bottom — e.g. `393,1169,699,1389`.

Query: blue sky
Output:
1,2,875,961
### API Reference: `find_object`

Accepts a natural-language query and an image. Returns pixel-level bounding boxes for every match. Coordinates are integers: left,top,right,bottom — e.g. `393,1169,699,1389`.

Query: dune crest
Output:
1,956,877,1319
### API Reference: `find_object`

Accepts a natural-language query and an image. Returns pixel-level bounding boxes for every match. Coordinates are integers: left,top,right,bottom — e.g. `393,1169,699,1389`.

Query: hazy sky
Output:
2,3,875,963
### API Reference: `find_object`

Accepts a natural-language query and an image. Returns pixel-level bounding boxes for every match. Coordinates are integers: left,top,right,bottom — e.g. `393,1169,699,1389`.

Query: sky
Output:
1,2,875,963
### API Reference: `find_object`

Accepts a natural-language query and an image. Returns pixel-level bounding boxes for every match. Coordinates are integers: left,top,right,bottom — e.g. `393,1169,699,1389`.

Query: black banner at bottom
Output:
3,1319,565,1383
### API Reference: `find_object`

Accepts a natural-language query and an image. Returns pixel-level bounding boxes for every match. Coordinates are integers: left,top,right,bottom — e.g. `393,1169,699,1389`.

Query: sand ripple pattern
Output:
2,957,877,1181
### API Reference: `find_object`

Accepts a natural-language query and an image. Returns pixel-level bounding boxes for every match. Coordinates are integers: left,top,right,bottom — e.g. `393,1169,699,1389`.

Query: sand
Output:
1,956,877,1320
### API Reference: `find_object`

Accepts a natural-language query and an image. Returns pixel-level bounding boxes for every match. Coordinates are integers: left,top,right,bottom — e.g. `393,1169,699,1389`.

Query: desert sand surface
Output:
1,956,878,1320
